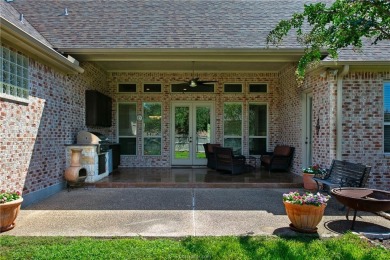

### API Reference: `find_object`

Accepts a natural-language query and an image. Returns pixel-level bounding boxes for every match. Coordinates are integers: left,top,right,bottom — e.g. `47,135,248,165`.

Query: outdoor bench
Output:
313,159,371,193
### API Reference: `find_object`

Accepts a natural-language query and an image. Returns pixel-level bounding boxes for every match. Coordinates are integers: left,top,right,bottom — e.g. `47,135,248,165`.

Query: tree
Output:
266,0,390,81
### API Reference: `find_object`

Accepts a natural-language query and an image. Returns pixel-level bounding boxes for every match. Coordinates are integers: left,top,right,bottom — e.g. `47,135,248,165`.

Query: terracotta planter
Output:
303,173,317,191
0,197,23,232
283,201,326,233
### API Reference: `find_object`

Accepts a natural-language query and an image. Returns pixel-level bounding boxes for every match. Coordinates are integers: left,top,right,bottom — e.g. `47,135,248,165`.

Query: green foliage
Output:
267,0,390,82
1,233,388,260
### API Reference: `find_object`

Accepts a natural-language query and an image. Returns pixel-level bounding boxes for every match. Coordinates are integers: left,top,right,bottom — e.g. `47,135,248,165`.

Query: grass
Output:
0,233,388,260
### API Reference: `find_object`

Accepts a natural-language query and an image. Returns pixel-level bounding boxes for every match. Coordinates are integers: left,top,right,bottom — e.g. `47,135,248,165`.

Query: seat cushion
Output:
208,144,220,153
274,146,292,156
261,155,271,165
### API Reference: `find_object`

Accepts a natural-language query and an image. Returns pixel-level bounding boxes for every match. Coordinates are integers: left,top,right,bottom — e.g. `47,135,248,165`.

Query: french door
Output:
171,102,214,166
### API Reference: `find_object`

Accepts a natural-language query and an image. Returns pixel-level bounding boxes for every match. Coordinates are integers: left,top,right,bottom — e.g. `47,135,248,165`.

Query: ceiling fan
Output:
178,61,217,88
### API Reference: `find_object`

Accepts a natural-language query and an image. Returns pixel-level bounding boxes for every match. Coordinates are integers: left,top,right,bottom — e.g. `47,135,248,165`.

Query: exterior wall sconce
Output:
316,114,320,136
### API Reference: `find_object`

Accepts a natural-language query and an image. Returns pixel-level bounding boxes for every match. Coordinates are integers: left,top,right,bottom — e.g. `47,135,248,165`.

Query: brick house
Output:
1,0,389,206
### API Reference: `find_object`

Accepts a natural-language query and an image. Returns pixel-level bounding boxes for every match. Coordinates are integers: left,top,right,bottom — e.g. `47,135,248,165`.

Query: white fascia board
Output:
1,18,84,74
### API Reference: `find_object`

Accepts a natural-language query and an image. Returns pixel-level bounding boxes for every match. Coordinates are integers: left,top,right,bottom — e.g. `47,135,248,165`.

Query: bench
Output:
313,160,371,193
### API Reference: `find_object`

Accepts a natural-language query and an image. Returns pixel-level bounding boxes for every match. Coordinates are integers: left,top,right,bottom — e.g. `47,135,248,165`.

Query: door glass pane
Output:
174,106,190,159
196,106,210,159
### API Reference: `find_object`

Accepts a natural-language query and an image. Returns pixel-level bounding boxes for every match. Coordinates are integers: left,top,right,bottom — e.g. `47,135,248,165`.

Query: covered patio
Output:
89,167,303,189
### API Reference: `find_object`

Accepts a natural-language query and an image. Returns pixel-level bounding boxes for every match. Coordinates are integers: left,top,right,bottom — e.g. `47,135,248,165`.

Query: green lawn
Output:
1,233,388,260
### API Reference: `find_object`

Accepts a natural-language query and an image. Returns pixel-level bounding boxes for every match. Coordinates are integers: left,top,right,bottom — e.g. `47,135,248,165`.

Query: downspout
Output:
336,65,350,160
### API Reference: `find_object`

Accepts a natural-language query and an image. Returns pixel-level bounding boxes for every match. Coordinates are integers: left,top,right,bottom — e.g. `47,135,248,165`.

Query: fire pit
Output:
331,188,390,229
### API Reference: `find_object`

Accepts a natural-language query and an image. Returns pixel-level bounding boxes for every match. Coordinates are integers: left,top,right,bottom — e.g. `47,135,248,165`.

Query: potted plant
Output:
302,164,326,190
283,191,330,233
0,190,23,232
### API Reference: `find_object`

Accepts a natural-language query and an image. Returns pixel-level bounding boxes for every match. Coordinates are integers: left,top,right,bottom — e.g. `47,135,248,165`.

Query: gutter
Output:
0,17,84,74
336,65,350,159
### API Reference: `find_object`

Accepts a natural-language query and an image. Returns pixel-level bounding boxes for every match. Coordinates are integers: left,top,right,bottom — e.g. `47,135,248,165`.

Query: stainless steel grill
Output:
77,131,110,154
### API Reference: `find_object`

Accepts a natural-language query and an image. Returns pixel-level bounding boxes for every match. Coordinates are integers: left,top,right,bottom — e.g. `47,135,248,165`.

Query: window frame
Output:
117,83,137,93
142,102,162,156
223,102,243,155
0,46,29,102
143,83,162,93
117,102,138,155
248,83,268,93
223,83,243,93
248,102,268,156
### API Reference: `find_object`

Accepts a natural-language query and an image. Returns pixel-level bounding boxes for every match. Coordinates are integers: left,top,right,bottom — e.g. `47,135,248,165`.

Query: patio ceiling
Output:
60,48,307,73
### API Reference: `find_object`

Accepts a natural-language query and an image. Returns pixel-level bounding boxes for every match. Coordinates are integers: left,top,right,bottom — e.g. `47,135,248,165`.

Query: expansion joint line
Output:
192,188,196,236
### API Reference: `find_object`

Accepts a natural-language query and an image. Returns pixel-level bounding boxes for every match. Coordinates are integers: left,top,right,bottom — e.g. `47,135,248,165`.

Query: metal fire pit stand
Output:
331,188,390,230
66,176,88,192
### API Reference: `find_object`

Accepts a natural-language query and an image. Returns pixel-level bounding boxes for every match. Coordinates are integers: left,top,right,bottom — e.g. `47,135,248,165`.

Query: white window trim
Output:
248,102,268,156
142,102,162,156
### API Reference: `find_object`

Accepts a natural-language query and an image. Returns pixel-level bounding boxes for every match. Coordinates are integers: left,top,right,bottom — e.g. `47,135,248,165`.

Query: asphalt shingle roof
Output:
3,0,390,62
7,0,315,49
1,0,52,47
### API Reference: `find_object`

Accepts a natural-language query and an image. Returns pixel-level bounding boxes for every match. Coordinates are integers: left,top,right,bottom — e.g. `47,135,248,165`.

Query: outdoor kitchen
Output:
65,131,119,183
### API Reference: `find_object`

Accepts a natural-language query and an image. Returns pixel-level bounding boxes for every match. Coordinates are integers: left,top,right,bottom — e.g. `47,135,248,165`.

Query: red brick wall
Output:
0,44,107,195
109,71,280,167
299,69,390,190
340,71,390,190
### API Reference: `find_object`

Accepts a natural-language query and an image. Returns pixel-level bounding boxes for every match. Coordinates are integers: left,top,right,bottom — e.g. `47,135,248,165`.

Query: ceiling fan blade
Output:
197,80,218,84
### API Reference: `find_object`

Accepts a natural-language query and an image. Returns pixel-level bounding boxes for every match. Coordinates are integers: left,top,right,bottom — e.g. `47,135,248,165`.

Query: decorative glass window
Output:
249,83,268,93
249,103,267,155
223,102,242,154
171,83,214,93
118,83,136,93
143,102,162,155
384,82,390,153
118,103,137,155
143,83,162,93
224,83,242,93
0,46,29,99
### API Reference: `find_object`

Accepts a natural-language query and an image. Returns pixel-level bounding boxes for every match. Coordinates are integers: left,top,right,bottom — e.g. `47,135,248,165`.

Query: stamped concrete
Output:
2,188,389,238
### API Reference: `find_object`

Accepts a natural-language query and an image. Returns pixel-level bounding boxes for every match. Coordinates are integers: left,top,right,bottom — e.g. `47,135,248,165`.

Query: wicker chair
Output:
214,147,248,175
203,143,221,169
260,145,295,173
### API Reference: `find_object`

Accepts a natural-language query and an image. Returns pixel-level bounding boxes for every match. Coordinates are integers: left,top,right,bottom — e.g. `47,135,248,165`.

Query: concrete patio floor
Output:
2,188,389,238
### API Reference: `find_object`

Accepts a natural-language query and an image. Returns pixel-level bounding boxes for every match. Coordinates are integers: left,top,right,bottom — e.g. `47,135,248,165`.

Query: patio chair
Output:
203,143,221,169
214,147,248,175
260,145,295,173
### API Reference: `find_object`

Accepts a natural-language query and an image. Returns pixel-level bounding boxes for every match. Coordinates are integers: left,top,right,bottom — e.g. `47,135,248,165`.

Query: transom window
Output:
171,83,214,93
143,83,162,93
224,83,242,93
384,82,390,153
249,83,267,93
118,83,136,93
1,46,29,99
